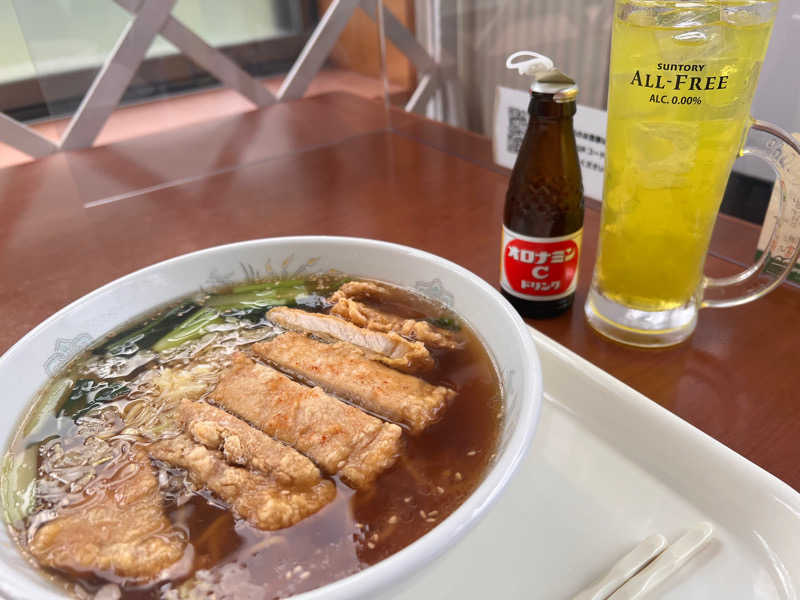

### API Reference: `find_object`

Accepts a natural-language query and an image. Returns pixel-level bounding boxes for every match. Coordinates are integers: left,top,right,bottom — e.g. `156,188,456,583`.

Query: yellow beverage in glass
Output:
595,0,776,311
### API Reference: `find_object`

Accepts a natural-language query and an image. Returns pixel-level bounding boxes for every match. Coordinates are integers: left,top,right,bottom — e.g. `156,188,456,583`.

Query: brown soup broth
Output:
4,278,502,599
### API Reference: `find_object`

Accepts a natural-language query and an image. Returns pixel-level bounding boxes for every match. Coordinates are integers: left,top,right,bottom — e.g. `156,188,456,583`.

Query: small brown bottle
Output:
500,61,584,318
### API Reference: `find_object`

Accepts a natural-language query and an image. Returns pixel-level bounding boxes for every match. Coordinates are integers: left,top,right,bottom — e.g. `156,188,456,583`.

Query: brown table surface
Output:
1,92,798,491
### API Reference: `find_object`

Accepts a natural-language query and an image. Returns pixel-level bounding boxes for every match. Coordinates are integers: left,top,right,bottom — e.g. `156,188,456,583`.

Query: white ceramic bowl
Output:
0,236,542,599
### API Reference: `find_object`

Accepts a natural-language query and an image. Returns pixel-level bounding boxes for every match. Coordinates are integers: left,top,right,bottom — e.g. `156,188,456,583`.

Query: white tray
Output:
392,327,800,599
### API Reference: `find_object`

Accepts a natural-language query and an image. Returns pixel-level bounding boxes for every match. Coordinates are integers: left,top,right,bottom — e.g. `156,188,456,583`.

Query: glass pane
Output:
10,0,130,122
1,0,395,205
0,1,36,84
8,1,301,121
147,0,303,60
388,0,612,162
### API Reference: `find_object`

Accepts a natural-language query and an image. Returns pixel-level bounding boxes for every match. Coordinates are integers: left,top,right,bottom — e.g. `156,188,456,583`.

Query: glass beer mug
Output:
585,0,800,347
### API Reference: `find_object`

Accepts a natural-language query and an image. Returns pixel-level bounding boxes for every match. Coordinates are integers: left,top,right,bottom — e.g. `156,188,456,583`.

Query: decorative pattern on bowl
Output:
43,334,93,376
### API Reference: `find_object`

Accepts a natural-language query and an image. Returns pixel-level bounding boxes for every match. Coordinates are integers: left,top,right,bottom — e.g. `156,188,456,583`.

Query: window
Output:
1,0,317,121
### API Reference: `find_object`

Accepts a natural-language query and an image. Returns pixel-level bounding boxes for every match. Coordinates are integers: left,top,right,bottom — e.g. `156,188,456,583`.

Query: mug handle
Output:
702,119,800,308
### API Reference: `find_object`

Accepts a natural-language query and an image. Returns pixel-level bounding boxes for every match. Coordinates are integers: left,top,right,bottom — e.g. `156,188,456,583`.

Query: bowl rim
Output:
0,235,542,599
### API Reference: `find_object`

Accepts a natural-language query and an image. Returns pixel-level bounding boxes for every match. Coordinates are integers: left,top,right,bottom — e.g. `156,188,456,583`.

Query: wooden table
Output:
1,92,798,491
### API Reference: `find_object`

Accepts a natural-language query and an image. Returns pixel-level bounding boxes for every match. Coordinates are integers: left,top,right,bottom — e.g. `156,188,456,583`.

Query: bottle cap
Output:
506,51,578,103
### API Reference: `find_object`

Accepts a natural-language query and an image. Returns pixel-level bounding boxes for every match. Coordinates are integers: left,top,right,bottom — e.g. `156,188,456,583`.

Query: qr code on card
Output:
506,106,528,154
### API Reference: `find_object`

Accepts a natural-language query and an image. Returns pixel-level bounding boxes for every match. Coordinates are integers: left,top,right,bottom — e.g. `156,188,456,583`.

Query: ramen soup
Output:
1,277,502,599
